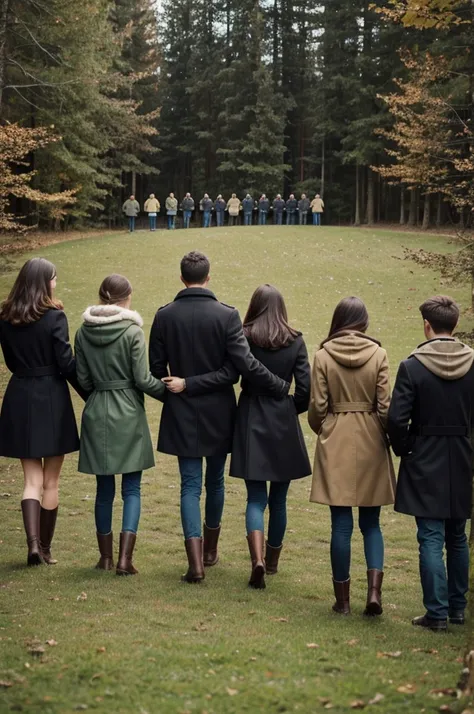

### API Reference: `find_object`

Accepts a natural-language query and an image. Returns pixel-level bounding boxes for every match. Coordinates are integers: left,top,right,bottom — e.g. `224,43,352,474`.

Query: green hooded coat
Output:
75,305,165,475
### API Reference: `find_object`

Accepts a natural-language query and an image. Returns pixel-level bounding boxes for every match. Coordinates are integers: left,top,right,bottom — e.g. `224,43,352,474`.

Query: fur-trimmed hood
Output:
80,305,143,347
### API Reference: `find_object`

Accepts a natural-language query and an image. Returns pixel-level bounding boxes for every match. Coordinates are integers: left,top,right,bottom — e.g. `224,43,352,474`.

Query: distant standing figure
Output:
242,194,254,226
122,195,140,232
166,193,178,230
272,195,285,225
200,194,214,228
310,194,324,226
298,194,310,225
286,194,297,225
181,193,195,229
258,195,270,225
227,194,241,226
144,193,160,232
215,195,226,227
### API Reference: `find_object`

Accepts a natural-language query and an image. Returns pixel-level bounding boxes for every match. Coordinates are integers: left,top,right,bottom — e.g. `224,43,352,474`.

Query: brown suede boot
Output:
182,537,205,583
116,531,138,576
21,499,44,566
332,578,351,614
364,569,383,616
265,542,283,575
247,531,266,589
96,532,114,571
40,506,58,564
203,523,221,567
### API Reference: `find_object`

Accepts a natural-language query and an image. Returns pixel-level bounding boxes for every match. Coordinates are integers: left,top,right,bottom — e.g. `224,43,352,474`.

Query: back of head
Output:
322,296,369,347
243,284,298,349
99,274,132,305
180,251,210,285
150,193,155,199
0,257,62,325
419,295,459,334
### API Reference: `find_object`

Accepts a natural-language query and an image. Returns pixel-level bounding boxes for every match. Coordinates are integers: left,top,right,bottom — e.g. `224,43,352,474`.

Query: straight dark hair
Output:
99,274,132,304
321,296,370,347
243,284,299,349
419,295,459,334
0,258,62,325
180,251,210,285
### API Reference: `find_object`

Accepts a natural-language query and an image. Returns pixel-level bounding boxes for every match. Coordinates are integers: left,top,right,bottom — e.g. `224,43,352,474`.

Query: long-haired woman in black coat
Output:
230,285,312,589
0,258,85,566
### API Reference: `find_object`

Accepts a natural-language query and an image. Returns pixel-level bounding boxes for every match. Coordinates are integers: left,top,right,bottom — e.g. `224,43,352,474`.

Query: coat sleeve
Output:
184,359,240,396
308,352,328,433
52,312,90,401
149,312,169,379
387,361,415,457
131,328,166,401
293,338,311,414
376,352,391,429
74,330,94,395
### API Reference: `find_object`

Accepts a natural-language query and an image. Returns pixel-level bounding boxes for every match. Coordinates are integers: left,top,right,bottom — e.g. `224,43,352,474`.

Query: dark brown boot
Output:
96,532,114,571
364,569,383,616
116,531,138,576
265,542,283,575
21,499,44,566
203,523,221,567
247,531,266,589
40,506,58,564
182,537,205,583
332,578,351,614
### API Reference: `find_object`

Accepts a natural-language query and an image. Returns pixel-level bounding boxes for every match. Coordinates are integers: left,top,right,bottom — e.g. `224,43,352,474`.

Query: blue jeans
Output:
167,214,176,229
149,215,157,230
258,210,267,225
416,517,468,620
244,212,252,226
313,212,321,226
128,216,135,232
274,212,283,225
216,212,224,227
203,211,211,228
245,481,290,547
330,506,384,582
287,212,296,225
95,472,142,534
183,210,192,228
178,455,227,539
299,211,307,225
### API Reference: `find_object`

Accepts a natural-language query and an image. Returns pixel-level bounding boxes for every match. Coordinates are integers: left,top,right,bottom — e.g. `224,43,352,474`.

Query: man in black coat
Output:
272,195,285,225
388,296,474,632
286,194,297,225
149,251,289,582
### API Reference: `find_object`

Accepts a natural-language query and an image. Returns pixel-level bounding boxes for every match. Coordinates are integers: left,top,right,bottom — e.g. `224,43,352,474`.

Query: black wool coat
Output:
388,347,474,520
149,288,289,458
0,310,84,459
230,335,312,482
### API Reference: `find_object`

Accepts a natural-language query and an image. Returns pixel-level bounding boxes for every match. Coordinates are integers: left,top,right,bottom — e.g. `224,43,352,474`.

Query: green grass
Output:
0,225,471,714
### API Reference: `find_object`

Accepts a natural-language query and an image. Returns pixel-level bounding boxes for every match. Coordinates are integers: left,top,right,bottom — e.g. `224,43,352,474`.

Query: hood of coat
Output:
323,331,381,368
80,305,143,346
411,338,474,380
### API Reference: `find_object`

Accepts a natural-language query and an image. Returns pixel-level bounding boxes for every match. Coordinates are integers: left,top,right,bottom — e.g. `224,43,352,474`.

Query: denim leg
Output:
178,457,203,539
245,481,268,534
416,517,449,620
286,213,290,225
358,506,384,570
204,454,226,528
95,475,116,535
121,471,142,534
330,506,353,581
316,213,321,226
312,213,317,225
267,481,290,547
302,212,307,225
445,519,469,614
128,216,135,232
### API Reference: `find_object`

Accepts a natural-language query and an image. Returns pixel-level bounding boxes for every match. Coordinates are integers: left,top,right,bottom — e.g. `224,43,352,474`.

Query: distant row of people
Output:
121,193,325,231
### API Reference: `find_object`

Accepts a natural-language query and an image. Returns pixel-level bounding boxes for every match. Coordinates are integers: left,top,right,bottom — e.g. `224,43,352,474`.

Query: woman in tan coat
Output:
308,297,395,617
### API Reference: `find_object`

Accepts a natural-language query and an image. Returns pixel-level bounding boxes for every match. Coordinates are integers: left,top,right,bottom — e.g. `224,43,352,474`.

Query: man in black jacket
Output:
149,251,289,583
388,296,474,632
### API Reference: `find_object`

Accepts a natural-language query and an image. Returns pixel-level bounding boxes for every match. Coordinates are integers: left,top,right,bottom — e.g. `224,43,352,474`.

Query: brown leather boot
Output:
265,542,283,575
116,531,138,576
203,523,221,567
247,531,266,589
21,499,44,566
40,506,58,564
332,578,351,614
182,537,205,583
364,569,383,616
96,532,114,571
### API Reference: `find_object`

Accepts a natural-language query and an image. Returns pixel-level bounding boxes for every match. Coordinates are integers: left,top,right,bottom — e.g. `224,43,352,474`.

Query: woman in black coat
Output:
230,284,311,589
0,258,84,566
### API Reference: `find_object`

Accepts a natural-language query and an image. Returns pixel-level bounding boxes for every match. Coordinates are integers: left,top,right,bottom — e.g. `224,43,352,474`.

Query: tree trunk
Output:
436,193,442,227
0,0,9,114
320,137,325,197
377,173,382,223
422,193,430,230
399,187,405,225
408,188,417,226
131,171,137,197
354,164,360,226
365,168,375,224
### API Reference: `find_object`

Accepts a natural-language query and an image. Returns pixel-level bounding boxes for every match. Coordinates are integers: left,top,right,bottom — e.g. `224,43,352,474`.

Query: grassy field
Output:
0,225,472,714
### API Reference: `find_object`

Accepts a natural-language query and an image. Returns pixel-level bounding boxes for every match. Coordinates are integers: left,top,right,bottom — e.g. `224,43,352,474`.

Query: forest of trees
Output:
0,0,473,230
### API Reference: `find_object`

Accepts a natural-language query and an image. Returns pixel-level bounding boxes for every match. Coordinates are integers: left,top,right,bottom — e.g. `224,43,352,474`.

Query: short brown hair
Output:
180,251,210,284
99,274,132,305
419,295,459,334
0,258,62,325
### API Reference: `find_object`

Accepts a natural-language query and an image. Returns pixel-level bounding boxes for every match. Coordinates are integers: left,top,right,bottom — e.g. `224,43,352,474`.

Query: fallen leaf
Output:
248,611,256,615
306,643,319,649
412,647,438,655
347,639,359,646
77,592,87,601
397,684,416,694
350,700,365,709
249,657,257,661
96,647,106,653
226,688,238,696
271,617,288,622
46,639,58,647
29,645,45,656
368,693,385,705
439,706,453,713
318,698,331,705
377,651,402,659
48,596,60,601
430,688,457,697
0,681,13,688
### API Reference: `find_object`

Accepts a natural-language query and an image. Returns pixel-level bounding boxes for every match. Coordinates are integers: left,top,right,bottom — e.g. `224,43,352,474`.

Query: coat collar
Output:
416,337,456,349
174,288,217,301
82,305,143,327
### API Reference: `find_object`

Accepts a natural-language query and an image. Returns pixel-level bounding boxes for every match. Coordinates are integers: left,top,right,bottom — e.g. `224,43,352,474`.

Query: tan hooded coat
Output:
308,331,395,506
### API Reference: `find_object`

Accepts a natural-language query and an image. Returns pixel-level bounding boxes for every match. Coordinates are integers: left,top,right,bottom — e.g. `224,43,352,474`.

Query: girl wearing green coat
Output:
75,274,166,575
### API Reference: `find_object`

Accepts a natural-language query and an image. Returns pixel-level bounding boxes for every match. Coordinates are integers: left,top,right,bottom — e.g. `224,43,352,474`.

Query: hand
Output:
162,376,186,393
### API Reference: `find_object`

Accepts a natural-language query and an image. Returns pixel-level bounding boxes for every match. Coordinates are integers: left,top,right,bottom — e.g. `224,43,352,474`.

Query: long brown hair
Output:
243,284,299,349
0,258,62,325
321,296,372,347
99,274,132,305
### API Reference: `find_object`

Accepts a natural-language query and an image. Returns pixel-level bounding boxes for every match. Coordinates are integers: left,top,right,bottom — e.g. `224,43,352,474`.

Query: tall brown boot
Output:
21,499,44,566
265,542,283,575
96,532,114,571
40,506,58,565
203,523,221,567
247,531,266,589
364,569,383,616
332,578,351,614
182,537,205,583
116,531,138,576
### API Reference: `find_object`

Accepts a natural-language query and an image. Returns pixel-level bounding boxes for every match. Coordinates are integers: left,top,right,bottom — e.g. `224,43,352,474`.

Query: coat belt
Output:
413,425,469,437
331,401,374,413
94,380,134,391
15,365,59,378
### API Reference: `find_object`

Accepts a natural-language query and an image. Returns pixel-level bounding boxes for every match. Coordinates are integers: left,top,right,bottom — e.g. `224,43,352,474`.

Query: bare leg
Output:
42,455,64,509
20,459,44,565
21,458,44,501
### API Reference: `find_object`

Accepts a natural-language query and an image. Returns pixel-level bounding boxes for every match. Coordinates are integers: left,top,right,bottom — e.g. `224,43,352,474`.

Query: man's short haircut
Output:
419,295,459,334
181,251,210,285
